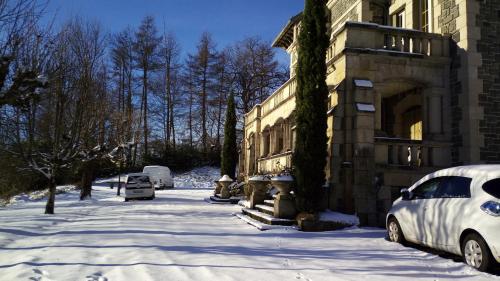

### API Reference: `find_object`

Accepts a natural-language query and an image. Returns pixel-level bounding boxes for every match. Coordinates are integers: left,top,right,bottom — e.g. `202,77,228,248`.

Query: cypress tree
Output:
221,93,238,177
293,0,329,212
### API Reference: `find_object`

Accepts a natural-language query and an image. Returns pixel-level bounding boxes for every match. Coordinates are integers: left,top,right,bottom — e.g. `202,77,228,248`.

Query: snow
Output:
319,210,360,226
218,175,233,182
271,175,293,182
0,166,498,280
356,103,376,112
354,79,373,88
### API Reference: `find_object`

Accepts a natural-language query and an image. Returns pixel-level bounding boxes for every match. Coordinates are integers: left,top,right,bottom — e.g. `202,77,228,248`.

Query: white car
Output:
143,166,174,189
387,165,500,271
124,173,155,201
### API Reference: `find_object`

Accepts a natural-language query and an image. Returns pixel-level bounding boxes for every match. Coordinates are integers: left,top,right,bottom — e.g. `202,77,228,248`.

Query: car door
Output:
424,176,472,250
408,177,443,244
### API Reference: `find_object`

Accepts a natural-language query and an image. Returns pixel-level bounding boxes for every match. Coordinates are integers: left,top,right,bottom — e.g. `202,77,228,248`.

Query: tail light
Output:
481,201,500,217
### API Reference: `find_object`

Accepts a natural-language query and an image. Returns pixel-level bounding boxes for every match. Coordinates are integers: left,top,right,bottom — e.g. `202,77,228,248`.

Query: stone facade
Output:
477,0,500,163
240,0,499,226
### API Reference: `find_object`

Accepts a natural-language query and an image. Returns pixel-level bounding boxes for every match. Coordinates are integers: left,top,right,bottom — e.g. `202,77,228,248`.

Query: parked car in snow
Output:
124,173,155,201
143,166,174,189
386,165,500,271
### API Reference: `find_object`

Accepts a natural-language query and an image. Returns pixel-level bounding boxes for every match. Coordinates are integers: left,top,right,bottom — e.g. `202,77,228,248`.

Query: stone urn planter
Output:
213,180,222,195
218,175,234,199
271,175,296,219
248,175,270,208
271,175,293,195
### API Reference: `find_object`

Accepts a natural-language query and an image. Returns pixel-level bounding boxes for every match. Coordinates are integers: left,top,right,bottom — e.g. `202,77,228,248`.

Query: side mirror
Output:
401,188,412,201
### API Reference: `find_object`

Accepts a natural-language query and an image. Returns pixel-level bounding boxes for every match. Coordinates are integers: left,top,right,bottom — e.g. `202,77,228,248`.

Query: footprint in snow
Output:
86,272,108,281
30,268,50,281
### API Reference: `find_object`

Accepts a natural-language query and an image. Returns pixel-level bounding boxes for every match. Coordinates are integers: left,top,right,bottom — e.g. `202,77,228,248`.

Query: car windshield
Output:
127,176,150,184
482,178,500,199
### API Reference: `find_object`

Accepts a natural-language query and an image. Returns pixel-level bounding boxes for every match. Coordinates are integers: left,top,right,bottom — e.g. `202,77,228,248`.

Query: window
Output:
127,176,150,184
420,0,431,32
392,9,405,28
412,177,442,199
434,176,472,198
263,132,271,156
483,178,500,199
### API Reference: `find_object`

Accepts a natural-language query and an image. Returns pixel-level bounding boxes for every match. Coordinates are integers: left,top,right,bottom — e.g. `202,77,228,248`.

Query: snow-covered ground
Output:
0,167,498,281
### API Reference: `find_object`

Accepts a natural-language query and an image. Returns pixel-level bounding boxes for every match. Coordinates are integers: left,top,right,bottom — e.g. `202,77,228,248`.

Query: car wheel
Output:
387,217,405,244
124,198,129,202
462,233,493,272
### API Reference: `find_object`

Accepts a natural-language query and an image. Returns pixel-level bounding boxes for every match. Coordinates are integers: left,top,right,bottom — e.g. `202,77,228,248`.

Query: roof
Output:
272,12,302,49
410,165,500,188
433,165,500,178
127,173,149,177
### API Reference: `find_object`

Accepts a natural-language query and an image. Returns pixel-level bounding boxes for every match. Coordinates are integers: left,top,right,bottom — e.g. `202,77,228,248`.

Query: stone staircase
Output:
236,199,295,230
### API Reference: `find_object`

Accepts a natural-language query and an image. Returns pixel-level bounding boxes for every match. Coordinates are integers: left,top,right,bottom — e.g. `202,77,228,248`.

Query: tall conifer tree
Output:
293,0,329,212
221,93,237,177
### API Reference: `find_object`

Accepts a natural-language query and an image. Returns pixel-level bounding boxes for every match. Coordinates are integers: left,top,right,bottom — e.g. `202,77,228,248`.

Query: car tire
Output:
124,198,129,202
387,217,405,244
462,233,493,272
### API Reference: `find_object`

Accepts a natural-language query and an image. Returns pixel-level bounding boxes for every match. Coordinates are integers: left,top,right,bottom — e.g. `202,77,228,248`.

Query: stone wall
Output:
438,0,460,41
329,0,361,32
477,0,500,163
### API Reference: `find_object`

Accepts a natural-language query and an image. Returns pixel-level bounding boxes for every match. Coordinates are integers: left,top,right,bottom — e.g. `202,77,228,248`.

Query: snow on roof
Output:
354,79,373,88
356,103,376,112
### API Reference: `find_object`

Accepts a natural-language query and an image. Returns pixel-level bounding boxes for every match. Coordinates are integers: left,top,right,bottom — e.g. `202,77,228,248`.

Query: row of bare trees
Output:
0,1,288,213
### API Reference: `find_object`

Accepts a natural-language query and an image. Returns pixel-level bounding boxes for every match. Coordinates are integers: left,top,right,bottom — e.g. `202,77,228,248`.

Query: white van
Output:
124,173,155,201
143,166,174,189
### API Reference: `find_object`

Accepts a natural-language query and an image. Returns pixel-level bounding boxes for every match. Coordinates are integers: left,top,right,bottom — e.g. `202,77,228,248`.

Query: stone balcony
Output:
374,137,451,168
329,21,450,61
245,77,297,126
257,151,293,174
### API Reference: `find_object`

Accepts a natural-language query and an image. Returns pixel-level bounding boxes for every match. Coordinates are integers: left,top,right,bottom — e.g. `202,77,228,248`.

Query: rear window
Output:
127,176,150,184
483,178,500,199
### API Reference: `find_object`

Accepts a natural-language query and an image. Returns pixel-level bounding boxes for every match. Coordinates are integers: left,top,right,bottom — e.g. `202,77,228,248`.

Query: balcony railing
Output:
330,21,450,59
374,137,451,168
257,151,293,174
260,78,297,117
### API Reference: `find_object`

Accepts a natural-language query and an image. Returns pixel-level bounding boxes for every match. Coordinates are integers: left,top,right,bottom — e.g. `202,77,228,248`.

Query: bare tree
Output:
185,32,217,155
160,31,181,152
230,37,288,115
133,16,161,157
65,19,107,200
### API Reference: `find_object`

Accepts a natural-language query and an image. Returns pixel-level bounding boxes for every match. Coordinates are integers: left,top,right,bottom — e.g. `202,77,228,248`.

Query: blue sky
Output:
45,0,304,63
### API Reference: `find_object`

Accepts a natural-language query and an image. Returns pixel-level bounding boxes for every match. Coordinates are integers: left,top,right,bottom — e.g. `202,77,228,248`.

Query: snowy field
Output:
0,167,498,281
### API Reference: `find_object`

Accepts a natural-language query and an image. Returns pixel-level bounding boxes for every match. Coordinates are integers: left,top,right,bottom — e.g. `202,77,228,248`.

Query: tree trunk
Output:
80,162,94,200
143,68,149,156
45,177,57,214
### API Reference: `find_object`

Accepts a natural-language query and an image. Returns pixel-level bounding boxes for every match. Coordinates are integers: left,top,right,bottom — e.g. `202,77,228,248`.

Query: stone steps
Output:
263,199,274,207
241,208,295,226
255,204,274,216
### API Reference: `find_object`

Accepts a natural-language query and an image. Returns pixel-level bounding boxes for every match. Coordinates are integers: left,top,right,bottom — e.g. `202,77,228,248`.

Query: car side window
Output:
434,176,472,198
412,177,442,199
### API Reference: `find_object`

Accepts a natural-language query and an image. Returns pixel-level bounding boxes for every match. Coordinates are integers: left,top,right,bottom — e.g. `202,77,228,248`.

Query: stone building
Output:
239,0,500,226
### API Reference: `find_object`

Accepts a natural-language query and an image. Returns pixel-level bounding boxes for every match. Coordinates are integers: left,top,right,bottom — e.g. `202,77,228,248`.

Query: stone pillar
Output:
352,79,377,226
271,175,296,219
